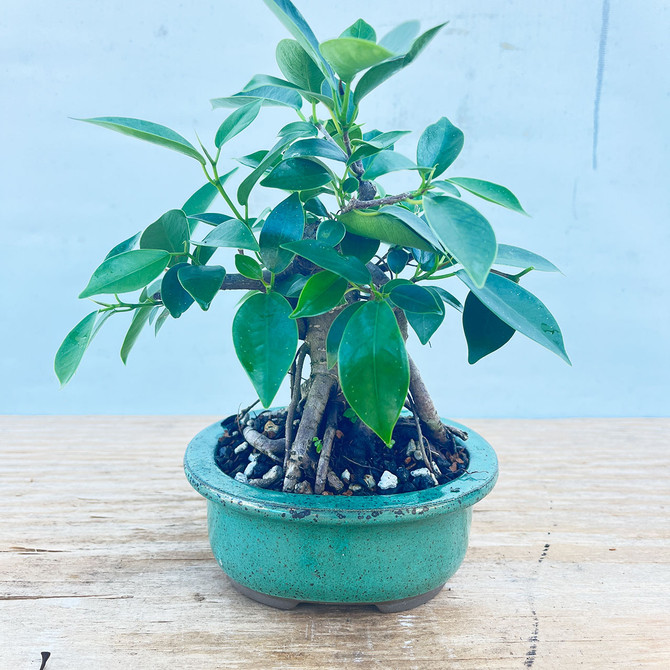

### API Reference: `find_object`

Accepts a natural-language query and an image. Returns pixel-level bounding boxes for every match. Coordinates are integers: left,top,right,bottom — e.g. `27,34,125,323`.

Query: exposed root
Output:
241,427,284,463
284,343,308,471
314,401,340,495
408,393,433,470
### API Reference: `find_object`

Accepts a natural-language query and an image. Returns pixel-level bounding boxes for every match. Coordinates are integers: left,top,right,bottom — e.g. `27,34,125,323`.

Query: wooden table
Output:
2,417,669,669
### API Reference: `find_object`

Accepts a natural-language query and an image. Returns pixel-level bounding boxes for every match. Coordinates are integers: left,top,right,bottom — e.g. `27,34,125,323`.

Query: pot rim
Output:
184,414,498,522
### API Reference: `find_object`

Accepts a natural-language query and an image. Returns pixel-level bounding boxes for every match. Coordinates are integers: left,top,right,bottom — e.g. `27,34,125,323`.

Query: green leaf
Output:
178,264,226,310
431,286,463,312
431,180,461,197
195,217,259,251
275,274,309,298
232,291,298,407
281,239,371,285
341,19,376,42
339,231,379,263
338,205,442,252
235,254,263,280
290,271,347,318
448,177,527,214
417,117,464,177
354,23,446,104
326,302,363,369
259,193,305,273
54,311,98,386
348,130,410,163
457,270,570,364
237,150,269,169
462,291,515,364
320,38,393,82
261,158,332,191
77,117,205,165
379,21,420,54
182,182,219,216
215,100,262,148
161,262,194,318
305,196,329,218
140,209,190,257
494,244,560,273
284,138,347,162
278,121,318,138
389,283,443,313
262,0,336,84
120,305,153,364
242,74,334,108
316,219,346,246
405,291,446,344
79,249,171,298
423,194,497,288
339,301,409,444
237,138,291,206
387,247,409,274
212,86,302,110
362,150,418,180
105,232,141,260
276,39,325,94
154,307,170,335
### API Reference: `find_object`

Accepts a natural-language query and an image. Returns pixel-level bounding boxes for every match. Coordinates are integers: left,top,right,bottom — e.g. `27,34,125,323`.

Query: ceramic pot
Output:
184,416,498,612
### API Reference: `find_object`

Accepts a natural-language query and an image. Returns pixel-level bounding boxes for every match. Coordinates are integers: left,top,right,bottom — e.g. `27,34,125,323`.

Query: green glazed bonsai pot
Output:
184,416,498,612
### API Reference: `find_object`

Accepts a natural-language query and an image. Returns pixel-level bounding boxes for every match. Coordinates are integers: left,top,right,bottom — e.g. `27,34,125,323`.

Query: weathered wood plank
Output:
1,417,669,669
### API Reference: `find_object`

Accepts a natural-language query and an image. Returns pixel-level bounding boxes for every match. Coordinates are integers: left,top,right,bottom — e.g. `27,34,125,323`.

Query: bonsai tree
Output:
55,0,569,495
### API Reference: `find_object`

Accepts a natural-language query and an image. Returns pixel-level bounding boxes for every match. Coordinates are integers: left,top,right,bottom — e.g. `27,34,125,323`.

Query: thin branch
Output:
340,192,412,213
314,402,340,495
284,343,308,471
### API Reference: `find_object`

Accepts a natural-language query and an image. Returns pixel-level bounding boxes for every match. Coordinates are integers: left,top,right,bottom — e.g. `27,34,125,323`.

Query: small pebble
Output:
234,443,249,455
243,461,257,478
411,467,432,478
295,480,313,495
248,452,259,462
363,474,376,490
263,420,279,438
341,469,351,484
235,472,248,484
326,470,345,493
405,439,417,457
378,470,398,491
349,484,363,493
249,465,283,489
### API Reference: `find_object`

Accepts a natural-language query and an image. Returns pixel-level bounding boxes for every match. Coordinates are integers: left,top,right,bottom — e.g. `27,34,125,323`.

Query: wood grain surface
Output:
1,417,669,669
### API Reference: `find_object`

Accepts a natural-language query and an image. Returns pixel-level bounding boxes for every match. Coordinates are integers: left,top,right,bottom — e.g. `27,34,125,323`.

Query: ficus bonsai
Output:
55,0,569,496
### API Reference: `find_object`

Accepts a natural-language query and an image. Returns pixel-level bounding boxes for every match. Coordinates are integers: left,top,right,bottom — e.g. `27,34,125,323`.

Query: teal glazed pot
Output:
184,417,498,612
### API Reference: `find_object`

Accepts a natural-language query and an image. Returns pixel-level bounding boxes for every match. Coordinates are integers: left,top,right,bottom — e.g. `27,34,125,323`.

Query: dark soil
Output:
214,408,470,496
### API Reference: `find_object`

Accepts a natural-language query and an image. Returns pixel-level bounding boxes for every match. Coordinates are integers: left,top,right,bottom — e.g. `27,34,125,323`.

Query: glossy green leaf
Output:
341,19,376,42
120,305,153,364
182,182,219,216
140,209,190,256
316,219,346,246
406,288,446,345
379,21,420,54
431,180,461,197
457,270,570,364
242,74,334,108
417,117,464,177
326,302,363,369
237,138,291,206
462,291,515,364
354,23,446,103
232,291,298,407
275,273,309,298
320,38,393,81
339,231,379,263
389,283,443,313
348,130,410,163
76,117,205,165
236,150,269,169
387,247,409,274
431,286,463,312
338,205,441,252
494,244,560,273
281,239,371,285
212,86,302,110
262,0,336,84
423,194,497,288
290,271,347,318
284,138,347,162
161,263,194,318
362,150,418,180
178,264,226,310
105,232,141,260
339,301,409,444
195,217,259,251
278,121,318,138
305,196,329,218
276,39,325,94
154,307,170,335
54,311,98,386
235,254,263,280
259,193,305,273
215,100,262,148
448,177,527,214
261,158,332,191
79,249,170,298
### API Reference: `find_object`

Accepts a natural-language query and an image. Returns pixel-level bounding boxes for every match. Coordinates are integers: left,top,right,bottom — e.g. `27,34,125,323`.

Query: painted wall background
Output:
2,0,668,417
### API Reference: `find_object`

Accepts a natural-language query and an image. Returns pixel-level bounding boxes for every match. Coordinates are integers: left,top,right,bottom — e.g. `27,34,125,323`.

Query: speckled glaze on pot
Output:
184,416,498,610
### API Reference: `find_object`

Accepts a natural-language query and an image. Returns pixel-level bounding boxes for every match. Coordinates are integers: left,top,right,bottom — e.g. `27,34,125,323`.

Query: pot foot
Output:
227,577,445,612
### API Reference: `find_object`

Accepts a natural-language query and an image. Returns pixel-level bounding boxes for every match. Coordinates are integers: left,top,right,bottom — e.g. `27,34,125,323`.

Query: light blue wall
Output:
2,1,669,417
